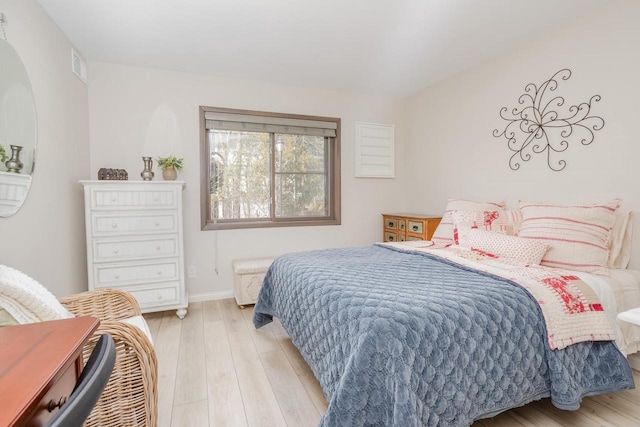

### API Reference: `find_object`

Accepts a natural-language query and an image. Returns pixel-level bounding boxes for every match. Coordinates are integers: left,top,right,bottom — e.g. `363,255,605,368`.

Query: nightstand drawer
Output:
408,221,423,234
382,214,442,242
94,259,179,287
93,236,179,263
384,232,406,242
92,213,178,236
384,231,398,242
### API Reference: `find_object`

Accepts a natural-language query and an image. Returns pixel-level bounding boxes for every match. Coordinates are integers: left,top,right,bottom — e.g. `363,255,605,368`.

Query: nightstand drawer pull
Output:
386,219,396,229
384,232,396,242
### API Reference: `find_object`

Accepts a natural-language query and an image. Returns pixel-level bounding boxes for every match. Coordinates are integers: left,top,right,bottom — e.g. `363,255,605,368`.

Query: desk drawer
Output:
94,259,179,287
27,362,76,427
93,236,179,263
91,213,177,236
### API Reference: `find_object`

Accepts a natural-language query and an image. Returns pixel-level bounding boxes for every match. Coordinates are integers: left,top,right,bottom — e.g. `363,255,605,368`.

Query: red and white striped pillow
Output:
431,198,506,245
517,199,620,275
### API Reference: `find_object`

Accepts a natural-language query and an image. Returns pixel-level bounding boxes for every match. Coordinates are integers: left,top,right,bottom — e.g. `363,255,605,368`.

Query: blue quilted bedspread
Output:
253,245,634,426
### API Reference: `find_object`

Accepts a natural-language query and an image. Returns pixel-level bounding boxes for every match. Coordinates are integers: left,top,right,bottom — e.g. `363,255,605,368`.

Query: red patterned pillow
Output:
431,198,506,245
517,199,620,274
451,210,519,246
467,229,550,265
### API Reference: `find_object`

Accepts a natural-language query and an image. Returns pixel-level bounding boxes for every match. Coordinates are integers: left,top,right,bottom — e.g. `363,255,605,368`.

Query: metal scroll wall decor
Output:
493,69,604,171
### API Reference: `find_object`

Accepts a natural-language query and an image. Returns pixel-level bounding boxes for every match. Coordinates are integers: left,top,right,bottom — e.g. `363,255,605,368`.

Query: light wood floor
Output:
144,299,640,427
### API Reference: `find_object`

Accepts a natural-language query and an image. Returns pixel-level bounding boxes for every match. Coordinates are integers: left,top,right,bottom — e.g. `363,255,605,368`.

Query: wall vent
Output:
71,48,87,84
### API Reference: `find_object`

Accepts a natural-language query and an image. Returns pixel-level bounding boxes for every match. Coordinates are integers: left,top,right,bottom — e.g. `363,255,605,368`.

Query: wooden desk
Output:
0,316,99,427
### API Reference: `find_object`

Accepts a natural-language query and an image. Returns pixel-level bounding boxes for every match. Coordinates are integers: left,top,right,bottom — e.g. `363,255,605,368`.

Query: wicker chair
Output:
59,289,158,427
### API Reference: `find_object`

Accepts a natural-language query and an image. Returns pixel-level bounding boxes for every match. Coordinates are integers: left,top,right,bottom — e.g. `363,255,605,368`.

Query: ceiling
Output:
37,0,614,98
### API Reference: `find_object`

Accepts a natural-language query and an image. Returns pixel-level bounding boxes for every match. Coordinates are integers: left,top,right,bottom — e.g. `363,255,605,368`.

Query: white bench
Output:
232,257,274,308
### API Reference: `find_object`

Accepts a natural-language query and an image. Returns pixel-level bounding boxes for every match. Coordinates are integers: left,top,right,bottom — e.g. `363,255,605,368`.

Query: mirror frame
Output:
0,37,37,217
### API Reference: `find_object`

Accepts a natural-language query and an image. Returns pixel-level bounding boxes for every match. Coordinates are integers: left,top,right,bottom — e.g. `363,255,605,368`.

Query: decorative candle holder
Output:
140,156,154,181
5,145,24,173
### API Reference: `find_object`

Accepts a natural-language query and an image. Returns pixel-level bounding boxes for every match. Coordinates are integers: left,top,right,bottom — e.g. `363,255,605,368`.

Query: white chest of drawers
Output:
80,181,188,318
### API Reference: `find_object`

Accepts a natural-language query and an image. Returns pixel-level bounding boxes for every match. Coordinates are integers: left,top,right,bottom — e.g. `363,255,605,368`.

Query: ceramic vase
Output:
162,165,178,181
5,145,24,173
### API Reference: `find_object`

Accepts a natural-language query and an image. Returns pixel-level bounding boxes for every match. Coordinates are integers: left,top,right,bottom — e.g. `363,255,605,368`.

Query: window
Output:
200,107,341,230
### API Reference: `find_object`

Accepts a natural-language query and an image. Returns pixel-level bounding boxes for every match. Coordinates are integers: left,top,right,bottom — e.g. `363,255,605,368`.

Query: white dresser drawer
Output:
92,213,177,236
90,187,178,210
93,236,179,263
127,284,180,309
94,259,179,287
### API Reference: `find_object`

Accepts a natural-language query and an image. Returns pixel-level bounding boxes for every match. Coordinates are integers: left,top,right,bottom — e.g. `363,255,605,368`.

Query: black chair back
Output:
46,333,116,427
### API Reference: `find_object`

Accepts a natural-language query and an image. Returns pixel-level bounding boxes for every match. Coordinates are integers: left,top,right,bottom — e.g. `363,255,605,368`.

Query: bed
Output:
253,199,637,426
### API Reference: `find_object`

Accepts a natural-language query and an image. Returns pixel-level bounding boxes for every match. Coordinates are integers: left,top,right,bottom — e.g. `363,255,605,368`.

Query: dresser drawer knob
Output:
157,293,163,300
112,223,118,228
156,245,161,250
47,395,68,412
114,274,120,279
154,221,160,226
111,196,117,202
113,249,119,254
157,270,162,276
412,225,418,231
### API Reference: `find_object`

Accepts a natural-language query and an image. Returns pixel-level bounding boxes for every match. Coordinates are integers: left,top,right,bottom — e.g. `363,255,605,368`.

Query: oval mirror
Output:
0,38,37,217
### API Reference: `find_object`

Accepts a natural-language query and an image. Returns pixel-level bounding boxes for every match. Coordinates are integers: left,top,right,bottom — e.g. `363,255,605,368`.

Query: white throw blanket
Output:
0,265,74,324
380,242,615,350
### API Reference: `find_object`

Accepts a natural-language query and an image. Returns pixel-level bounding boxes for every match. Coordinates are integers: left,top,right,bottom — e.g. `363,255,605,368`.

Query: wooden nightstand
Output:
382,214,441,242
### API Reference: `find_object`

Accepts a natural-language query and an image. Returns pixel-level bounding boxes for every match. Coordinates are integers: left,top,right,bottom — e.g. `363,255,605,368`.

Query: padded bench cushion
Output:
232,258,274,275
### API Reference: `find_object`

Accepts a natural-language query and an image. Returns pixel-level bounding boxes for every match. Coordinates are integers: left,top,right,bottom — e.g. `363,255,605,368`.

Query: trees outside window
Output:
200,107,340,230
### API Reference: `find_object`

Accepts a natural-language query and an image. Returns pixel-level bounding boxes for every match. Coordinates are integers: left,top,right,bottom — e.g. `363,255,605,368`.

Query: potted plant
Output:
156,155,184,181
0,144,6,164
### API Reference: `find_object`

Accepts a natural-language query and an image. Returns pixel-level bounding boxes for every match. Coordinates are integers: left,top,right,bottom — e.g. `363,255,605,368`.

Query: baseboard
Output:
188,290,234,303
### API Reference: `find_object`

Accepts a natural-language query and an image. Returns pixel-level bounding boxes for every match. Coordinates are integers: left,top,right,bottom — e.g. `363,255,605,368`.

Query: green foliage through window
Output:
201,107,340,230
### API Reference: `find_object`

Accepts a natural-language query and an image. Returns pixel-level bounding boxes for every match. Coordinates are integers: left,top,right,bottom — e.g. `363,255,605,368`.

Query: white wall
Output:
87,63,406,299
0,0,90,295
404,0,640,268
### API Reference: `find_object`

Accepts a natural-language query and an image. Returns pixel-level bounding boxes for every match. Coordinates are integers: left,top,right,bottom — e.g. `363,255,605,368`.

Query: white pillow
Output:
0,265,74,324
517,200,620,275
467,229,550,265
431,198,506,245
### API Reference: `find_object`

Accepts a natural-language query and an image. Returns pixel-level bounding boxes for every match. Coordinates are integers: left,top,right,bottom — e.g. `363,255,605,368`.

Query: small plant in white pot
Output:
157,155,183,181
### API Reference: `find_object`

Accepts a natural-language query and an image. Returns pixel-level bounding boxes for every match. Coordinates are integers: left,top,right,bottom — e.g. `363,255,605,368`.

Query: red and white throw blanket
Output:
380,241,615,350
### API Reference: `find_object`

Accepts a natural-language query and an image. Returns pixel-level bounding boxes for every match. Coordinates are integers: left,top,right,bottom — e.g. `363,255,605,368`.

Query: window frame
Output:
200,106,341,230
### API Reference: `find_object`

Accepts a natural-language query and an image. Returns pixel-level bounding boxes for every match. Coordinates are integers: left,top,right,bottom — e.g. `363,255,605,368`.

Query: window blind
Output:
204,111,337,137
